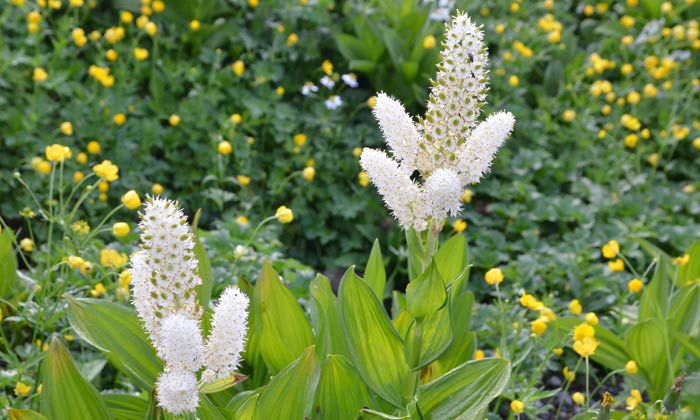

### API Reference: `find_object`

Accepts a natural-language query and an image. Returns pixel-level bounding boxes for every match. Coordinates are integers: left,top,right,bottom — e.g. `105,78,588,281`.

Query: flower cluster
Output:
131,197,249,414
360,12,515,231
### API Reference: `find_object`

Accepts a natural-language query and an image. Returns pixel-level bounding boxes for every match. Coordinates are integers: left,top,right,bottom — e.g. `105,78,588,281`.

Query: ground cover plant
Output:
1,0,700,419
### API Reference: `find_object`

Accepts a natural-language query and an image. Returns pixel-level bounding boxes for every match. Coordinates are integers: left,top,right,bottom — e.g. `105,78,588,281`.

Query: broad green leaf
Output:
639,257,671,322
0,227,17,299
339,267,408,408
8,409,48,420
434,235,469,285
625,318,669,398
310,274,348,359
433,276,475,375
406,229,428,281
258,346,320,420
102,394,149,420
415,305,453,369
66,297,162,390
240,279,268,388
314,355,374,420
677,240,700,286
365,239,386,300
255,260,314,373
419,358,510,420
405,259,446,320
197,394,227,420
550,318,629,372
40,338,114,420
192,209,212,309
233,393,259,420
392,308,412,338
668,283,700,339
198,373,248,394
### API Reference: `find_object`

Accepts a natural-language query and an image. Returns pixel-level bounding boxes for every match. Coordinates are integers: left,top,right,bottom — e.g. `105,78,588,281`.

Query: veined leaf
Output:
40,338,114,420
339,267,408,408
678,240,700,286
66,297,162,390
419,358,510,420
233,393,259,420
365,239,386,300
405,259,446,320
310,274,348,359
314,354,374,419
255,260,314,373
8,409,48,420
434,235,469,285
0,227,18,299
192,209,212,309
102,394,149,420
258,346,320,420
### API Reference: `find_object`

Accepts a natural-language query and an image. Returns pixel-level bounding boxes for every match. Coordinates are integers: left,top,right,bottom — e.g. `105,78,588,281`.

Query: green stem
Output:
404,319,424,404
585,356,590,412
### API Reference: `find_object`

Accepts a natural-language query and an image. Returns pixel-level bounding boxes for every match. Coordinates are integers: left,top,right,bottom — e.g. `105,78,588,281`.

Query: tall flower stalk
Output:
131,197,249,415
360,12,515,236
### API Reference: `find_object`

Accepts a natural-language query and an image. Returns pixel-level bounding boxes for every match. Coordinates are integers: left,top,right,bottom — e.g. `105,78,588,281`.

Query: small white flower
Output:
159,314,203,372
301,82,319,96
320,75,335,89
341,73,359,88
202,286,249,384
156,371,199,415
325,95,342,110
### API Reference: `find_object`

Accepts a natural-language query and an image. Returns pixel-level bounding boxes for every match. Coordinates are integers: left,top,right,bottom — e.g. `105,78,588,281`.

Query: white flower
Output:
159,314,203,372
130,197,202,343
372,93,422,172
341,73,359,88
359,149,428,231
320,75,335,89
422,168,463,222
201,286,249,384
456,111,515,184
325,95,342,110
156,371,199,415
301,82,318,96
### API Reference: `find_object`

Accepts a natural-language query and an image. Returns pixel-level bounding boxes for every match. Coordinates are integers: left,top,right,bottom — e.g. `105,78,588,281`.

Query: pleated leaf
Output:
313,355,374,419
310,274,348,358
364,239,387,300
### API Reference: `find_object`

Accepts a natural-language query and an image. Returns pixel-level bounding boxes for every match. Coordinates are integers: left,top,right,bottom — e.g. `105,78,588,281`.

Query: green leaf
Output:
365,239,386,300
310,274,349,359
419,358,510,420
338,267,408,408
405,259,447,320
66,297,162,390
8,409,48,420
625,318,669,398
433,276,475,375
197,394,227,420
434,235,469,285
254,260,314,373
233,393,259,420
258,346,320,420
0,227,18,299
192,209,213,309
102,394,149,420
410,304,453,370
314,355,374,420
639,258,672,322
406,229,428,281
668,283,700,339
198,373,248,394
678,240,700,286
40,338,114,420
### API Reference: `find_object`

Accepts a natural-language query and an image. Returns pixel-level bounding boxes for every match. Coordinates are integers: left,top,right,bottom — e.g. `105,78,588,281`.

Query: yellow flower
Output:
626,360,638,374
626,389,642,410
647,153,659,166
33,67,48,82
93,160,119,182
520,293,544,310
136,15,149,29
230,113,242,125
100,248,128,268
510,400,524,413
367,96,377,109
113,222,130,237
562,109,576,122
231,60,245,76
152,0,164,12
236,215,249,225
322,59,333,75
552,348,564,356
531,318,547,335
694,138,700,149
293,133,307,146
151,183,164,195
144,21,157,36
495,23,505,34
113,113,126,125
574,323,595,342
673,254,690,266
237,175,251,186
248,0,259,7
90,282,106,297
286,33,299,46
620,15,635,28
453,219,467,233
45,144,72,162
422,35,436,49
474,349,485,360
573,336,598,357
484,268,504,286
133,48,149,61
119,269,132,290
276,206,294,224
508,75,519,87
87,140,100,154
572,392,585,406
120,10,133,23
60,121,74,135
218,141,233,155
169,114,181,126
67,255,86,270
358,171,370,187
302,167,315,181
98,181,109,192
276,86,285,96
121,190,141,209
568,299,582,315
73,171,84,182
627,91,640,104
601,240,620,258
20,238,35,252
190,20,200,31
643,83,657,98
660,1,672,14
628,278,643,293
14,381,31,396
584,312,599,326
71,220,90,235
28,11,42,24
609,258,625,272
99,192,108,202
